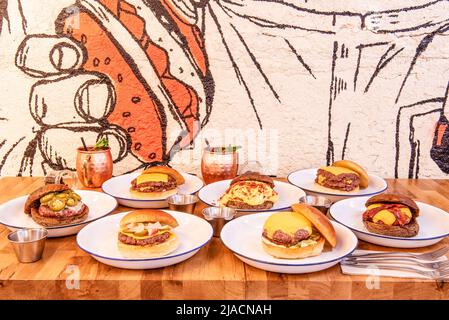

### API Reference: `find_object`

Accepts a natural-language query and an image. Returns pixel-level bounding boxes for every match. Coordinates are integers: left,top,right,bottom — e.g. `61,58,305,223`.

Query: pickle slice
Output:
48,199,66,211
40,193,55,204
55,193,68,199
71,193,81,201
66,198,78,207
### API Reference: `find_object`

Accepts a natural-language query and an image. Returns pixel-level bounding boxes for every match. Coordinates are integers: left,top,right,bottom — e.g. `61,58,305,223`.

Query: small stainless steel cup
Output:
167,194,199,214
298,195,333,215
7,228,48,263
202,206,236,237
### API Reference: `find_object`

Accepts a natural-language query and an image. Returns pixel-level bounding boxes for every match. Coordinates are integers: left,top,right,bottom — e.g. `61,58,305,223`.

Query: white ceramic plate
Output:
220,212,357,273
287,168,388,202
198,180,306,212
0,190,117,237
101,172,203,208
77,210,213,269
329,196,449,248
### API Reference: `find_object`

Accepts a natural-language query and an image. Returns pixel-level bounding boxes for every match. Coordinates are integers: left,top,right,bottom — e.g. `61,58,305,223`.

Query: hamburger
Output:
262,203,337,259
118,210,179,258
24,184,88,227
315,160,369,192
362,193,420,237
219,171,279,210
130,166,185,199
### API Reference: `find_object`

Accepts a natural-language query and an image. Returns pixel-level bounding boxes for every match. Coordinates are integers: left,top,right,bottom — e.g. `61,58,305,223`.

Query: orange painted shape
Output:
436,124,448,146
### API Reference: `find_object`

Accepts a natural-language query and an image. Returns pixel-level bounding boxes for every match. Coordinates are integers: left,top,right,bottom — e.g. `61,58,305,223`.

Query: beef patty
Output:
118,232,170,246
131,176,177,193
316,169,360,191
38,203,86,218
262,229,310,247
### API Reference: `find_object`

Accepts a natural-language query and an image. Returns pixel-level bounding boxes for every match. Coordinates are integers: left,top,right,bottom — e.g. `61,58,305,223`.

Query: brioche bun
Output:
129,188,178,199
291,203,337,247
120,209,179,229
230,171,275,188
262,236,325,259
142,166,185,185
332,160,369,188
30,205,88,227
118,233,179,258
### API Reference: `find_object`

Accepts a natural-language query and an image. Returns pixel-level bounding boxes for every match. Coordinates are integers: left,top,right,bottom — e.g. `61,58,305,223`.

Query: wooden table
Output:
1,177,449,300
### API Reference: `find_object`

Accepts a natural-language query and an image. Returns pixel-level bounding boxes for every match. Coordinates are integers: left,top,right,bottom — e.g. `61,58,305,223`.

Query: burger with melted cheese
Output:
130,166,185,198
362,193,419,237
262,203,337,259
219,172,279,210
315,160,369,192
118,210,179,258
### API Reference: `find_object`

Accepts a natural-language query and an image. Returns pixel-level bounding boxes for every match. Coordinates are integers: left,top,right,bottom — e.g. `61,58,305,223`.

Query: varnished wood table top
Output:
0,177,449,299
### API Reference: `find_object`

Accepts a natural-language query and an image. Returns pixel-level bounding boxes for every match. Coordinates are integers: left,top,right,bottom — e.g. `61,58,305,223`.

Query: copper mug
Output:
76,146,113,188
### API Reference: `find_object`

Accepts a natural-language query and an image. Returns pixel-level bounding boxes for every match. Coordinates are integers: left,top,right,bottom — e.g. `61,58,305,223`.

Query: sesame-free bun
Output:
30,205,88,227
332,160,369,188
120,209,179,229
262,236,325,259
118,232,179,258
364,219,419,238
142,166,185,185
129,188,178,199
291,203,337,247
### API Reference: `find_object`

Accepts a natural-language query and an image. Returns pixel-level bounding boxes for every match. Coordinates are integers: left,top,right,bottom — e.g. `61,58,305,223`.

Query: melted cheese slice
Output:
264,212,312,239
368,204,412,226
319,166,357,175
120,229,171,240
136,173,168,184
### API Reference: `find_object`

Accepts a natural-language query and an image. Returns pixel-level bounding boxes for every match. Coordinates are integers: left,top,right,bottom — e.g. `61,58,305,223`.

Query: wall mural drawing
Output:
0,0,448,178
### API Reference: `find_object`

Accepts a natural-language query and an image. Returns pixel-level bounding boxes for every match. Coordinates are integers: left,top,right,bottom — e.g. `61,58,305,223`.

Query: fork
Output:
340,260,449,280
343,257,449,270
347,246,449,261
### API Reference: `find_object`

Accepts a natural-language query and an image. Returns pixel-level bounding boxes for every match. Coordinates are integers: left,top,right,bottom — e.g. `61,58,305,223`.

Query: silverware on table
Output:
340,260,449,280
347,246,449,261
343,257,449,270
167,194,199,214
8,228,48,263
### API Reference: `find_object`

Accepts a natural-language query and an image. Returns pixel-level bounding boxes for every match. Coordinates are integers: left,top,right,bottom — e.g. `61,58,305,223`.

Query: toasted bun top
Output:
263,211,313,238
24,184,70,214
365,193,419,217
332,160,369,188
318,166,357,176
142,166,185,185
120,210,179,228
291,203,337,247
230,171,275,188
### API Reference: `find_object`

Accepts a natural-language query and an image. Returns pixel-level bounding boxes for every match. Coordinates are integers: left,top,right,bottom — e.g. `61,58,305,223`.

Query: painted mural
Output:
0,0,448,178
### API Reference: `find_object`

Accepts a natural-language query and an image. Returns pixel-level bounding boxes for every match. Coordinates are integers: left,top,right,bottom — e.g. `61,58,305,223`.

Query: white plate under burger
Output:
329,196,449,248
287,168,388,202
0,190,118,237
220,212,357,273
76,210,213,269
198,179,306,212
101,171,203,208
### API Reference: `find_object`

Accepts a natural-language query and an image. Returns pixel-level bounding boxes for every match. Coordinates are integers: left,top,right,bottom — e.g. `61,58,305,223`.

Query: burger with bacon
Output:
118,210,179,258
362,193,420,237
